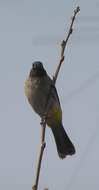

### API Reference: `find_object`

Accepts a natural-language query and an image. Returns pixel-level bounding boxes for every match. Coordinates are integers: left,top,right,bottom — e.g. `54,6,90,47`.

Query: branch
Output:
53,6,80,84
32,6,80,190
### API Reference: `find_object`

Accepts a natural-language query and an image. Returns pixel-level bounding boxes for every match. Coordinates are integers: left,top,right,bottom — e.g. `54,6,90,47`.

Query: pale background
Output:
0,0,99,190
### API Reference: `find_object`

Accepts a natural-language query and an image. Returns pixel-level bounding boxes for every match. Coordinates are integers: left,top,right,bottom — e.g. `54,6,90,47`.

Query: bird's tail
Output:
51,123,75,159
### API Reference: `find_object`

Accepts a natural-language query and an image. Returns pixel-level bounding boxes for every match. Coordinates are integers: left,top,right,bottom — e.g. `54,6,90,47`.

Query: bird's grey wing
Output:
51,84,61,106
46,74,61,107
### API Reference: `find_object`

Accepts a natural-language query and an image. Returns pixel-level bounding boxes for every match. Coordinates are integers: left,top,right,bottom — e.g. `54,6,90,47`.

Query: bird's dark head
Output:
29,61,46,78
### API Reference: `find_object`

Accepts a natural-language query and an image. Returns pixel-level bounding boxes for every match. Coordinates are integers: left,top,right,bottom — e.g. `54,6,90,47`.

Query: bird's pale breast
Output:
25,76,51,116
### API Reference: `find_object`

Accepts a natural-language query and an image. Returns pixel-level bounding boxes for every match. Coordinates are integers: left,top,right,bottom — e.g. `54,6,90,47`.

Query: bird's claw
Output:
40,114,47,125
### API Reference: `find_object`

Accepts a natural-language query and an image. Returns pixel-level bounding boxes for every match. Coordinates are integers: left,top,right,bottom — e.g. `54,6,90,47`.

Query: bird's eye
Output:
33,63,37,69
38,63,42,68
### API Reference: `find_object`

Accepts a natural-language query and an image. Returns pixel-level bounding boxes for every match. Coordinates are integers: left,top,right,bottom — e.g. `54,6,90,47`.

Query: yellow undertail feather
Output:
47,106,62,127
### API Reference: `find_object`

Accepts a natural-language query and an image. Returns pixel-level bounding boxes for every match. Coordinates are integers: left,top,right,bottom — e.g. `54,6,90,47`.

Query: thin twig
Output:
53,6,80,84
32,6,80,190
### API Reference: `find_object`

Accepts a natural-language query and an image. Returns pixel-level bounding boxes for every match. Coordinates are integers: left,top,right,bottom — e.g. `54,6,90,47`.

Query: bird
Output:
24,61,75,159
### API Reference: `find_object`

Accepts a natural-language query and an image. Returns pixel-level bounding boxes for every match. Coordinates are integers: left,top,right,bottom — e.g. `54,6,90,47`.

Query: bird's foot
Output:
40,114,47,125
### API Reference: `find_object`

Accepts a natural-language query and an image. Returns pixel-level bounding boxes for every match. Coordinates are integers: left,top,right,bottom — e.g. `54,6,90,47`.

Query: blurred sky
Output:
0,0,99,190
